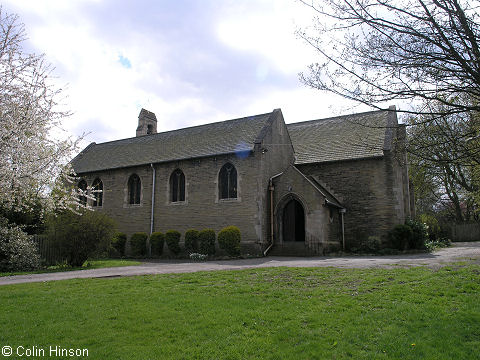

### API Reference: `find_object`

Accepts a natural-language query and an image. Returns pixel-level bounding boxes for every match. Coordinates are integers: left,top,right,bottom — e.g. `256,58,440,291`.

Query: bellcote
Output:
136,108,157,136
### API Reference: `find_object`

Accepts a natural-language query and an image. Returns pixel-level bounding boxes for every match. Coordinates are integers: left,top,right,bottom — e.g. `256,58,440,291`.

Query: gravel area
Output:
1,242,479,286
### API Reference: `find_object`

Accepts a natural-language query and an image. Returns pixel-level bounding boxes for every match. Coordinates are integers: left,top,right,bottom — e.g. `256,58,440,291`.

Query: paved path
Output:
1,242,479,286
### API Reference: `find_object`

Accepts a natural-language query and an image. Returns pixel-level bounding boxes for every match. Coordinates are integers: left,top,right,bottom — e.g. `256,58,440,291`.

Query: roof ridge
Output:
287,109,388,127
91,111,274,147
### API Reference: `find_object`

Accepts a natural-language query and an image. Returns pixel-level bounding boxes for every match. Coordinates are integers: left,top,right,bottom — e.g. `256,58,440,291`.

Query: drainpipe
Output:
339,208,346,251
264,172,283,256
149,163,156,256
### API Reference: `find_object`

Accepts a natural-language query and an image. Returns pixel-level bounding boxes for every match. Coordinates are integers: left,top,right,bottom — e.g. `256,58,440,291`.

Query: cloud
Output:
2,0,355,148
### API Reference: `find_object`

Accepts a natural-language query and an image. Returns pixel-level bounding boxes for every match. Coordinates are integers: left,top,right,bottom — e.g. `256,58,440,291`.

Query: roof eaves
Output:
75,149,254,175
286,109,385,128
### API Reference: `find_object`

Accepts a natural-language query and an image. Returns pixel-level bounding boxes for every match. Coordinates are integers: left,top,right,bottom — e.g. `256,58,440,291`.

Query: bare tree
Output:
407,103,480,221
0,8,82,216
298,0,480,117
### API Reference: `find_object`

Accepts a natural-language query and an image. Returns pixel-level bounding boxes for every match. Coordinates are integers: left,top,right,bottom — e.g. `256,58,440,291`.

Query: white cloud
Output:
216,0,317,74
3,0,361,149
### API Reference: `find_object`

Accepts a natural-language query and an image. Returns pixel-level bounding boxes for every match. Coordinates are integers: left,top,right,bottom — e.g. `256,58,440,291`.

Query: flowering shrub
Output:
425,238,451,252
0,221,40,272
189,253,207,261
405,219,428,249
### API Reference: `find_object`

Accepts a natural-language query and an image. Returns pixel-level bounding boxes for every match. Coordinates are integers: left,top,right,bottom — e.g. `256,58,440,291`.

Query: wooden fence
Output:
32,235,64,265
447,223,480,242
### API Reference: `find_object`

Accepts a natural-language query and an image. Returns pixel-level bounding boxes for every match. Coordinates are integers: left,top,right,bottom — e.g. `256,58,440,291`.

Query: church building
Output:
71,107,413,255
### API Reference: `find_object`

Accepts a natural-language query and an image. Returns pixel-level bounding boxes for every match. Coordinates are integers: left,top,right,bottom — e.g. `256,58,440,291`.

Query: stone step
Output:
268,242,310,257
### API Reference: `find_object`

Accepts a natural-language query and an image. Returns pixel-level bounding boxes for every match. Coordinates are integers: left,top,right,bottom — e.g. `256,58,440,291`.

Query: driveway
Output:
1,242,479,286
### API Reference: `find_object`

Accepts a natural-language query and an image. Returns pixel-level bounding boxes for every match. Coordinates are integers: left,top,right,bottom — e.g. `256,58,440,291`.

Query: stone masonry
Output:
72,107,412,256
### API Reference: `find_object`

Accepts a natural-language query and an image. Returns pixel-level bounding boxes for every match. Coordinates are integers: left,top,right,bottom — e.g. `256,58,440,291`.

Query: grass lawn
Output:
0,259,142,277
0,265,479,359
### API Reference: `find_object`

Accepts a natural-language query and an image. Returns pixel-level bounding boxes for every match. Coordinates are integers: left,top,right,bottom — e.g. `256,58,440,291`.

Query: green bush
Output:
165,230,181,255
406,219,428,249
419,213,442,241
388,224,413,250
184,229,199,254
111,232,127,257
218,226,241,257
130,232,148,257
360,236,382,253
46,210,116,267
150,232,165,256
198,229,216,256
0,219,41,271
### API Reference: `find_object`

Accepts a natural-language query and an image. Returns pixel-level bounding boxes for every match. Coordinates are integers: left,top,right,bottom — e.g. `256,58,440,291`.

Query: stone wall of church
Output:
80,165,154,237
297,153,408,249
78,151,267,255
152,153,263,254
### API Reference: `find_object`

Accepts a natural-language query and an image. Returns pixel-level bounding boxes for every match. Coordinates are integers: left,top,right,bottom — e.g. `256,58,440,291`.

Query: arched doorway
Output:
282,199,305,242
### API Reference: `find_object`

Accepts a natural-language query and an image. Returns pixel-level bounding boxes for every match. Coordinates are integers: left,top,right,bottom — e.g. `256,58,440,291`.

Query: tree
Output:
407,102,480,221
298,0,480,219
298,0,480,117
0,7,81,220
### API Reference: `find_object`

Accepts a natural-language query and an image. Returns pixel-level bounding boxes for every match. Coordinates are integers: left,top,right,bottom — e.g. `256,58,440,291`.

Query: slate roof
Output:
72,108,396,174
72,112,274,174
286,109,395,164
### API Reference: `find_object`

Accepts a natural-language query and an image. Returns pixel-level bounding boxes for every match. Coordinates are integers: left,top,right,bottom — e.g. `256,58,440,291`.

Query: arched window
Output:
128,174,141,205
170,169,185,202
78,179,87,206
92,178,103,207
219,163,237,199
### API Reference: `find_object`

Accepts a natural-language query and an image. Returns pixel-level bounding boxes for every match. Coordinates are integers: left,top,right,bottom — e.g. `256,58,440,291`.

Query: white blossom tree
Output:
0,7,83,219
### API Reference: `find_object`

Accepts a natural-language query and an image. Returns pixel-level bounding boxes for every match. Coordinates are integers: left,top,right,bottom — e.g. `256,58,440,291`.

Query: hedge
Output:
130,232,148,257
218,226,241,257
198,229,216,256
165,230,181,255
150,232,165,256
112,232,127,257
184,229,199,254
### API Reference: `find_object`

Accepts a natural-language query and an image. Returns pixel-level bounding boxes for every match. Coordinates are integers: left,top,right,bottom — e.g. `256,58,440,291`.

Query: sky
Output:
3,0,365,147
